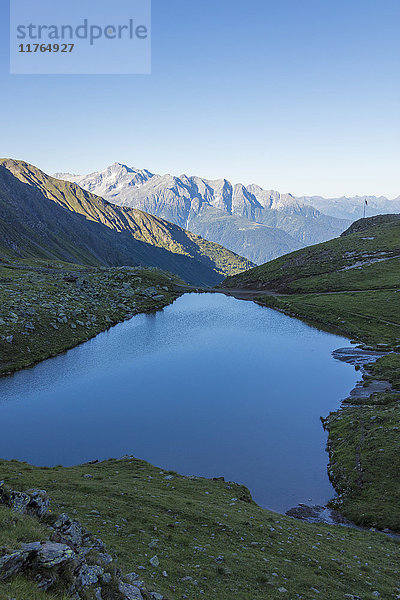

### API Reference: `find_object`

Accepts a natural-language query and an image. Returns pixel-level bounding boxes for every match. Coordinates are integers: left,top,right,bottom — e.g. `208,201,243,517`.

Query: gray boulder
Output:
11,491,30,514
0,551,28,580
149,555,159,568
26,489,50,517
76,564,104,587
37,542,75,567
119,582,143,599
53,513,85,547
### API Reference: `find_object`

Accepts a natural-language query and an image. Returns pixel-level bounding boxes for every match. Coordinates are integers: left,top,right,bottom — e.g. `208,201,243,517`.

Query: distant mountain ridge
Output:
0,159,253,286
297,194,400,222
55,163,353,264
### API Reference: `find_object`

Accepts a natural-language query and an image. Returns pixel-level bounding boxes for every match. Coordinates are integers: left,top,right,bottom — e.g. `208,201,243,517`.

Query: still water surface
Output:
0,293,359,512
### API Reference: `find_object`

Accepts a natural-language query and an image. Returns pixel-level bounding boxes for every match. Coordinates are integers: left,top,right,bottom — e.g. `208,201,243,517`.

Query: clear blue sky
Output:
1,0,399,197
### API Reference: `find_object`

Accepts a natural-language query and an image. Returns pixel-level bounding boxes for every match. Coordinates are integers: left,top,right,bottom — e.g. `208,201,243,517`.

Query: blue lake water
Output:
0,293,359,512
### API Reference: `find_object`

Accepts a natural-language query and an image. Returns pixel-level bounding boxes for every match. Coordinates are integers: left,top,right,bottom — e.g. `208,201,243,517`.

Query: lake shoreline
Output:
2,275,396,534
0,261,184,378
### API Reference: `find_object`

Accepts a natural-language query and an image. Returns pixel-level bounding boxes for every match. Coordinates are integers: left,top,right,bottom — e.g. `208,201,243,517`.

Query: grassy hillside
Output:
0,159,253,287
221,215,400,532
222,214,400,294
324,353,400,531
222,214,400,347
0,258,184,376
1,457,400,600
261,290,399,347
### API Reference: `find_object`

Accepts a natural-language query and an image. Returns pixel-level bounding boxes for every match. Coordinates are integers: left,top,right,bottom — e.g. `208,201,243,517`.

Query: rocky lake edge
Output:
287,346,400,533
0,259,185,377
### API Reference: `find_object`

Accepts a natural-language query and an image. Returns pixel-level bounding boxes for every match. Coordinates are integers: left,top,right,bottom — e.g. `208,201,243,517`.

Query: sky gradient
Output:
0,0,399,197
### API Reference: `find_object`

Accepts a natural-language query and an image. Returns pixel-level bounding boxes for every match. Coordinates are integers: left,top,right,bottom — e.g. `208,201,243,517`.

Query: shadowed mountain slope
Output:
0,159,253,286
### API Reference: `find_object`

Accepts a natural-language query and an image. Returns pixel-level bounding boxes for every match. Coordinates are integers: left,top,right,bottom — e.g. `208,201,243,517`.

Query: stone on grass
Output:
26,489,50,517
118,581,143,599
98,552,113,564
0,551,27,580
11,491,30,514
149,555,159,568
77,564,104,587
37,542,75,567
20,542,42,552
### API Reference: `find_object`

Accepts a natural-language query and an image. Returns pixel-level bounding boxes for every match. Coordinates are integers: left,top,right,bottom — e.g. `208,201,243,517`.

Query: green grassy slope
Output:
222,214,400,293
262,289,399,347
0,159,253,287
324,354,400,531
1,458,400,600
222,214,400,347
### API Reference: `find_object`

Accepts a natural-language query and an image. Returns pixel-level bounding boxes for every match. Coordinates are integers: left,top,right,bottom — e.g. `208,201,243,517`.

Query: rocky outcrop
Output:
0,482,168,600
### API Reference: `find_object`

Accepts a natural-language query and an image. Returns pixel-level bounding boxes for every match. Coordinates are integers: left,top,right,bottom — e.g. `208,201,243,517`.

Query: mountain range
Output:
54,163,398,265
297,194,400,222
0,159,252,286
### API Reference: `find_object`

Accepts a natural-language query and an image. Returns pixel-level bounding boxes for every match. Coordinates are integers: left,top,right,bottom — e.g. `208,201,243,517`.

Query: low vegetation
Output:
222,214,400,293
2,457,400,600
324,354,400,531
0,258,184,376
258,289,399,347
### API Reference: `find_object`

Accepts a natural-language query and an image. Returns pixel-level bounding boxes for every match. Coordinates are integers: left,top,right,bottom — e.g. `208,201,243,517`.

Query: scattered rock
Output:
37,542,75,567
0,551,28,581
98,552,113,564
149,555,159,568
10,491,31,514
77,564,104,587
0,483,167,600
286,504,350,525
118,581,143,599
